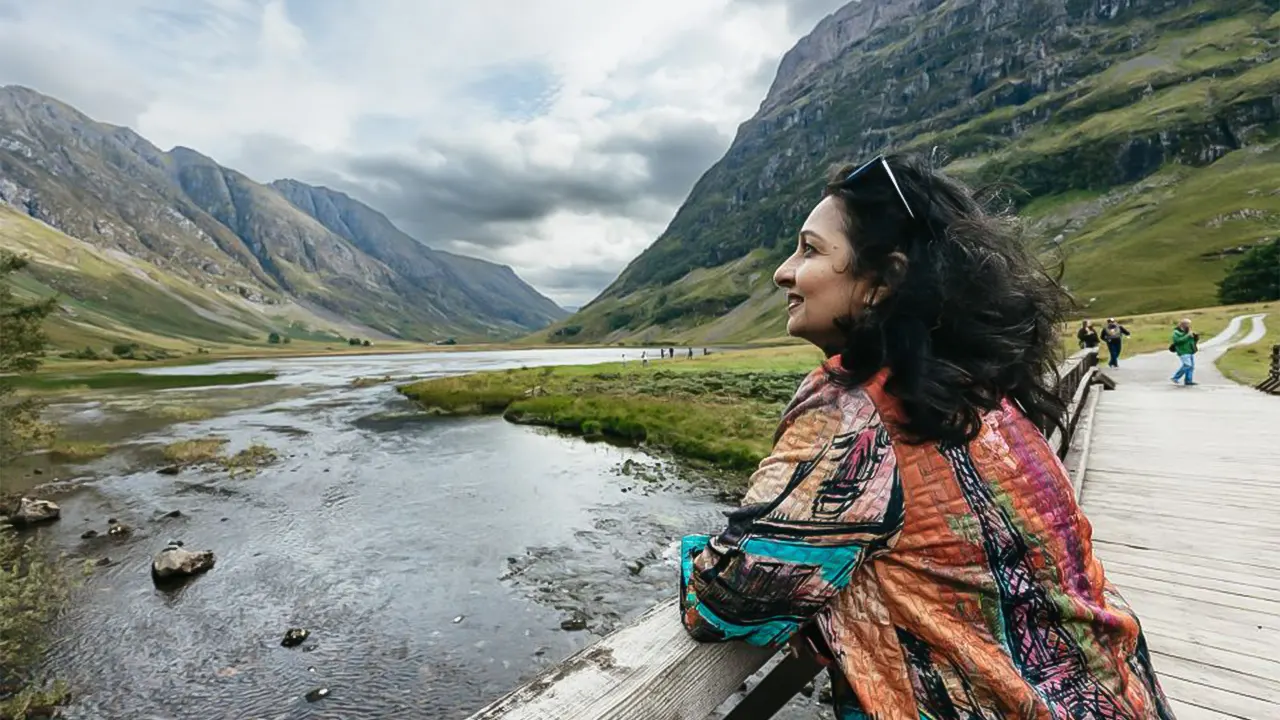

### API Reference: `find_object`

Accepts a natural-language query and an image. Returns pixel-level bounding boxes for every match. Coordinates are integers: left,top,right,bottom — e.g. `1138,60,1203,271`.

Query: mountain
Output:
270,180,564,331
0,85,565,350
542,0,1280,345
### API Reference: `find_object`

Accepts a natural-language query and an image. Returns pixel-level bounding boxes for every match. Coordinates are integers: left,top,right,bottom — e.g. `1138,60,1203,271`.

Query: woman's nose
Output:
773,255,796,288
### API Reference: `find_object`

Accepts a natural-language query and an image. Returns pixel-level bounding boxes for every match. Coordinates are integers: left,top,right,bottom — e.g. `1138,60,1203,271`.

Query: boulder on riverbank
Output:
4,497,61,526
151,542,215,585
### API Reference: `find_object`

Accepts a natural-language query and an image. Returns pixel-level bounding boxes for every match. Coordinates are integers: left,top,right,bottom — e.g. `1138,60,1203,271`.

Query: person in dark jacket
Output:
1100,317,1130,367
1076,320,1100,350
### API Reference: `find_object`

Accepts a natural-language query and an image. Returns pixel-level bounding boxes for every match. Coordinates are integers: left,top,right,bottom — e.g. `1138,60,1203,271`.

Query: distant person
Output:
641,350,648,367
1076,320,1099,349
660,348,666,359
677,153,1171,719
1100,317,1130,367
687,347,693,359
1170,319,1199,386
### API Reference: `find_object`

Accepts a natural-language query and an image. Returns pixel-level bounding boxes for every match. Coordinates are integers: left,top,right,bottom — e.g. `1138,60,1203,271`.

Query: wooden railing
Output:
466,350,1104,720
1047,348,1102,460
1258,345,1280,394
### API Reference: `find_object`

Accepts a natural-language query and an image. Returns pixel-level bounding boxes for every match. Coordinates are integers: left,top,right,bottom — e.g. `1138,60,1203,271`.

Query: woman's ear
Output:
869,251,909,305
884,251,909,284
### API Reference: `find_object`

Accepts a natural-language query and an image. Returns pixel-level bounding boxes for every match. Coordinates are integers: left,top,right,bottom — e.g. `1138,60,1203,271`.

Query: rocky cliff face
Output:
0,85,565,343
271,180,565,329
550,0,1279,343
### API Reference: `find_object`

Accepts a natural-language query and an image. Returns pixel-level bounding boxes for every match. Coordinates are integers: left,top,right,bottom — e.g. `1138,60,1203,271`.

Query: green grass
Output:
0,530,70,719
1042,146,1280,317
161,437,230,465
1216,311,1278,385
399,346,824,476
45,440,111,462
7,371,276,393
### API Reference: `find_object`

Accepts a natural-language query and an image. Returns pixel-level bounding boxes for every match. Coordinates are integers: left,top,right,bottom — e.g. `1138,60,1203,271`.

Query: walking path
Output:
1082,315,1280,720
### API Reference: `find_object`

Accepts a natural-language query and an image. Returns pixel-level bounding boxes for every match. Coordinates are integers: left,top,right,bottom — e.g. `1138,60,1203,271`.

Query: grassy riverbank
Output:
7,371,276,394
398,346,824,474
0,529,69,719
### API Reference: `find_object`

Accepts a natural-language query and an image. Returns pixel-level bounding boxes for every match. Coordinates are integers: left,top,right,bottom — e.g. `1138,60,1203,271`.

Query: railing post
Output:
1258,345,1280,394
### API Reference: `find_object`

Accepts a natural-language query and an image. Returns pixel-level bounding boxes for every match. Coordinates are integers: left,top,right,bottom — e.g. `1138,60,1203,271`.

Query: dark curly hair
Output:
820,153,1071,445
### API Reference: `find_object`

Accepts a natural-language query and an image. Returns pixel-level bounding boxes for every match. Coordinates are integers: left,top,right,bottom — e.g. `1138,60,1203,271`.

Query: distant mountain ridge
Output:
0,85,565,347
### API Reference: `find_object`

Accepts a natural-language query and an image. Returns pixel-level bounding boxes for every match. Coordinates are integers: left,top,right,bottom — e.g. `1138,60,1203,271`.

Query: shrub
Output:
1218,239,1279,304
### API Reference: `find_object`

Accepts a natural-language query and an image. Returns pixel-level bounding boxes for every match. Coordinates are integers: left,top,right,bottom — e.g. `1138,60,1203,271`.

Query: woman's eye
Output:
801,242,816,256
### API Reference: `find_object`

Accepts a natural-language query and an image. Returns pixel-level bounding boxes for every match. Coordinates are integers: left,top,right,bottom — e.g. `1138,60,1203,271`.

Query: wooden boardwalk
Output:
1081,316,1280,720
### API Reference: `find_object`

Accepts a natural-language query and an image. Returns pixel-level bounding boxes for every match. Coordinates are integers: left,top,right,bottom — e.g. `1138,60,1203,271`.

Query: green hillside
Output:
0,203,352,355
538,0,1280,345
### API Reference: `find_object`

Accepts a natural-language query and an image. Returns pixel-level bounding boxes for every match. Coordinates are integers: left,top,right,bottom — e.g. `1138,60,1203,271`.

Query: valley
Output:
0,86,566,360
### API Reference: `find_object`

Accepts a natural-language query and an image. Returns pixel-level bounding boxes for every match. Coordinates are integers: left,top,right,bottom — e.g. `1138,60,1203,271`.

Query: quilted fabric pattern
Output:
681,356,1175,720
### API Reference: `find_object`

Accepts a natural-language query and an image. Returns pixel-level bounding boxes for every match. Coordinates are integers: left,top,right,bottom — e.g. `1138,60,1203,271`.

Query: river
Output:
13,348,832,719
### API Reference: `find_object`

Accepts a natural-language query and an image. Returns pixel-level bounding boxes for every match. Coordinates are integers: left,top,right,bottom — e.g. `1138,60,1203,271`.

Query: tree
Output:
1218,239,1280,304
0,252,57,464
267,332,281,344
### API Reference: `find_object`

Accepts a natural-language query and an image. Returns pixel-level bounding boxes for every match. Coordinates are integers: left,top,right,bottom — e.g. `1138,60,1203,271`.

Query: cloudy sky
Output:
0,0,847,306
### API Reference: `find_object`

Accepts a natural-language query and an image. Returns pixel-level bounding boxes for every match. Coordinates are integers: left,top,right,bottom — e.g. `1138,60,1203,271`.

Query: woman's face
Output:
773,196,876,352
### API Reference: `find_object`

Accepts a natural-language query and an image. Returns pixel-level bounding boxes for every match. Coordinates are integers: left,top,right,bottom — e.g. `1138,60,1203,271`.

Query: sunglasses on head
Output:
840,155,915,219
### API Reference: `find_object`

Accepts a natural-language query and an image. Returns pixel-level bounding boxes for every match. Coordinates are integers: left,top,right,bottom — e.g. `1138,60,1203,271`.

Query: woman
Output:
679,155,1172,719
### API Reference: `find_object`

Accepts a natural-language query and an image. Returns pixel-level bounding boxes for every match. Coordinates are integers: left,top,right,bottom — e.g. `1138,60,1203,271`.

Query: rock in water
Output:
304,687,330,702
559,611,589,632
281,628,310,647
7,497,61,526
151,543,215,584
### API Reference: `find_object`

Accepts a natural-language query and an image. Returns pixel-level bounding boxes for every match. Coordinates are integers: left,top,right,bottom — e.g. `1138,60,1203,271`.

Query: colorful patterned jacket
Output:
680,357,1175,719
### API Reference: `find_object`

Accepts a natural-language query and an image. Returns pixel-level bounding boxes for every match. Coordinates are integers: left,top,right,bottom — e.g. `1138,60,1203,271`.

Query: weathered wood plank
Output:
1107,570,1280,616
1102,563,1280,604
1082,330,1280,719
1165,698,1248,720
1096,553,1280,593
1146,634,1280,685
1158,674,1280,720
466,599,776,720
1150,653,1280,704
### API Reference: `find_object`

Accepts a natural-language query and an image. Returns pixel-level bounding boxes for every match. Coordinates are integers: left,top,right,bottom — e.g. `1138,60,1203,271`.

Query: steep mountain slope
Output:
0,201,295,351
544,0,1280,344
0,85,564,346
271,180,565,330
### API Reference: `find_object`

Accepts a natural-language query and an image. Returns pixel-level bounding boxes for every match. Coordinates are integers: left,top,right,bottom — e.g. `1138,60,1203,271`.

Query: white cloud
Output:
0,0,847,305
